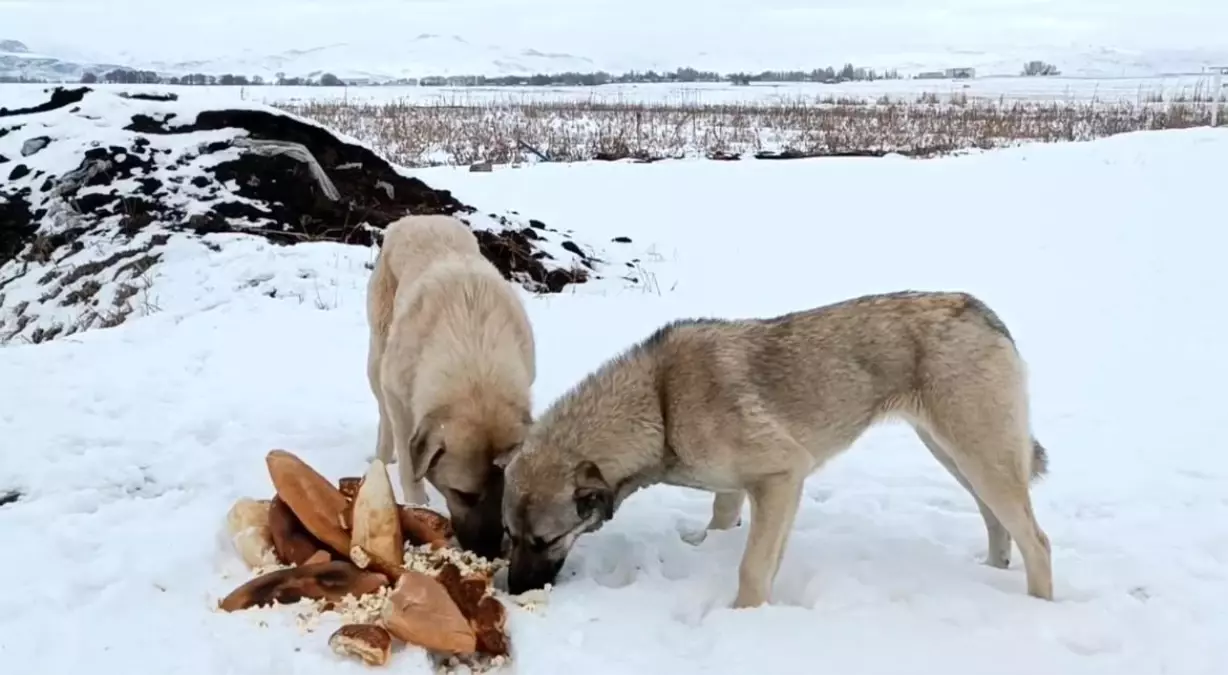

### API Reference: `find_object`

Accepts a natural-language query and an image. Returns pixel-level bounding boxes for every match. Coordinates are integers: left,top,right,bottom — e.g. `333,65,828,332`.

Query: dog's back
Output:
367,214,482,351
643,291,1039,472
389,254,536,407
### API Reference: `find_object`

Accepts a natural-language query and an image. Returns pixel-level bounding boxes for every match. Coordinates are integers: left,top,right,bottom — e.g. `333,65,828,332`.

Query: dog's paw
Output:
678,527,708,546
985,554,1011,569
404,483,430,507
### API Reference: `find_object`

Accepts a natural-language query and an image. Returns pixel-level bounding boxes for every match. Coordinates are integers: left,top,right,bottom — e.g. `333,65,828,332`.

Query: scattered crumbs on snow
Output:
403,543,506,579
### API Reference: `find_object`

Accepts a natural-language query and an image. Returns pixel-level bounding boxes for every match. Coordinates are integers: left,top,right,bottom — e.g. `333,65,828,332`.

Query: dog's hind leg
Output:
915,426,1011,568
922,391,1053,600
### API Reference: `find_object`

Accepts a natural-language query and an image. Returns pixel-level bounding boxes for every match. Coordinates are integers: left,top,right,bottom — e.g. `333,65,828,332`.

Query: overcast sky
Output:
3,0,1226,65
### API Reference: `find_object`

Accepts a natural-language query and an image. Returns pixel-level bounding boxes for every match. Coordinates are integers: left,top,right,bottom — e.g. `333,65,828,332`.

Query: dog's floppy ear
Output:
574,460,614,522
408,415,445,483
493,409,533,471
492,442,520,470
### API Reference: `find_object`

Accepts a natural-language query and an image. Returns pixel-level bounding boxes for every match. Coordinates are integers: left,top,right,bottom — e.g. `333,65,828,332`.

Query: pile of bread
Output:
221,449,510,667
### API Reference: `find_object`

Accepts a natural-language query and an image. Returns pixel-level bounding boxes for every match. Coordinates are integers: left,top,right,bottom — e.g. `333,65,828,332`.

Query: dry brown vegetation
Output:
276,95,1227,167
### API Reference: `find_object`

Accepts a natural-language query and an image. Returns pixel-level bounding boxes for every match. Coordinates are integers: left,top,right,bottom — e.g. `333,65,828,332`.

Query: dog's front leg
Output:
384,389,430,506
681,490,746,546
374,396,395,465
732,474,804,609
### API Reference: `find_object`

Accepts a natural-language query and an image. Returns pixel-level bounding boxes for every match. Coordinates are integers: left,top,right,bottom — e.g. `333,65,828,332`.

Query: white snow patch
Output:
1,128,1226,673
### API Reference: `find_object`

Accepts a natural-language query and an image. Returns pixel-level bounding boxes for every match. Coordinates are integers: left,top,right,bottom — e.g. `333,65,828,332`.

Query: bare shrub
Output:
276,97,1226,167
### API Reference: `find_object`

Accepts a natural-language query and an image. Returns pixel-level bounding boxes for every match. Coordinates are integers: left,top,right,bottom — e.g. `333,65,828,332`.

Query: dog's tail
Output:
1029,436,1049,482
368,246,397,344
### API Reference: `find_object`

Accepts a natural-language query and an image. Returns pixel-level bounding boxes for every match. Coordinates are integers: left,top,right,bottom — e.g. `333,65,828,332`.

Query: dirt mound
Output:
0,87,635,344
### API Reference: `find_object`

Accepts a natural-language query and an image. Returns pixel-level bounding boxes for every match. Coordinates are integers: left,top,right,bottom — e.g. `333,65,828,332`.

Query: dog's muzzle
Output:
451,476,507,561
506,545,565,595
453,512,506,561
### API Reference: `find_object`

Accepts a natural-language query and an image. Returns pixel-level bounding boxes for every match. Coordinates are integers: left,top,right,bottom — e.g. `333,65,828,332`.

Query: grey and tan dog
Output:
367,214,535,560
499,290,1053,607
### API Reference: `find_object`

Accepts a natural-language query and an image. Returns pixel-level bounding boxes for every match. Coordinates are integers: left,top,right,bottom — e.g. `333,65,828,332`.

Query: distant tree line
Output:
727,64,902,85
393,65,901,87
54,63,904,88
1021,60,1061,76
82,69,276,86
3,59,1060,87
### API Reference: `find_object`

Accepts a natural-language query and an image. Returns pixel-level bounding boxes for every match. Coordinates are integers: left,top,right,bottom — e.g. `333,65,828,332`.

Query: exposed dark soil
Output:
0,189,36,275
1,87,608,307
0,86,89,118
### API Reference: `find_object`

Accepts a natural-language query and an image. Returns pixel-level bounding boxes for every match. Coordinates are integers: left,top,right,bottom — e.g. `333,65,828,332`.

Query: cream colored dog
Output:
366,214,535,559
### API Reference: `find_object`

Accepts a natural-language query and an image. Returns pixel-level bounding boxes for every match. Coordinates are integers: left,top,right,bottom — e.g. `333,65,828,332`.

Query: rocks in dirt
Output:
122,107,470,242
0,86,637,345
20,136,49,157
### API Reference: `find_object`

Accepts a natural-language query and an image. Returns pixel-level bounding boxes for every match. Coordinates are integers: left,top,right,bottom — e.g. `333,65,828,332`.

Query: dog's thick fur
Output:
367,214,536,559
500,290,1052,607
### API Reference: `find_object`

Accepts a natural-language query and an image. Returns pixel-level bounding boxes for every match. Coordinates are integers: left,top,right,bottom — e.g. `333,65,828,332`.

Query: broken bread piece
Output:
268,495,329,566
266,449,351,557
399,506,454,547
225,498,278,570
350,460,404,567
381,571,476,655
329,623,393,666
218,561,388,612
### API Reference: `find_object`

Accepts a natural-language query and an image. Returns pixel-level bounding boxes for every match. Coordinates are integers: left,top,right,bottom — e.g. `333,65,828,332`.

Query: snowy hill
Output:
5,32,1228,83
2,96,1228,673
143,35,600,82
0,35,599,83
615,44,1228,80
0,39,129,81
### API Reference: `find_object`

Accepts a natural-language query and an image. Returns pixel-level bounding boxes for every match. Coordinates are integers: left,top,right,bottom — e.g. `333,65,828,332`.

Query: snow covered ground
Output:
2,127,1227,673
5,74,1228,110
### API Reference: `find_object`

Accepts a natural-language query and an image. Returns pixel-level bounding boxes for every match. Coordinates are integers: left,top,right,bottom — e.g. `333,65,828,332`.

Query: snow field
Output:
1,128,1227,673
4,74,1227,109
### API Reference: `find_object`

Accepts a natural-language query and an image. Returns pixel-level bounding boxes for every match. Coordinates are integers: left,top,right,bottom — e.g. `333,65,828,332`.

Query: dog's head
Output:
407,401,531,560
499,440,615,595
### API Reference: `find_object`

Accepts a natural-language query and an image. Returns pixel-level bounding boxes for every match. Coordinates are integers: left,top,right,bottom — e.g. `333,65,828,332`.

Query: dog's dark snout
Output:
452,470,506,560
506,546,565,595
454,516,505,560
